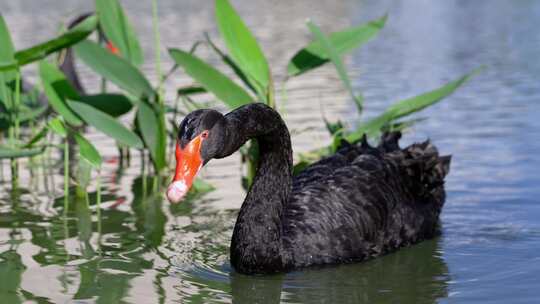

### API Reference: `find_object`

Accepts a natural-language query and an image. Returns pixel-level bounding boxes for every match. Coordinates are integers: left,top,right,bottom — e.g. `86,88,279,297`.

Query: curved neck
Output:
219,103,292,273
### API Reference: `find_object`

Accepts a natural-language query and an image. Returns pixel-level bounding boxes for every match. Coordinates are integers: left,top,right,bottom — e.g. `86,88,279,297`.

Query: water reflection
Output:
0,251,26,303
0,174,175,302
229,238,449,304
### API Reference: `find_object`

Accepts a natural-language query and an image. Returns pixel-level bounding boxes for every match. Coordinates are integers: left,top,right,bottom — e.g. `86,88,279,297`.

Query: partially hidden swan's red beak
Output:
166,135,204,204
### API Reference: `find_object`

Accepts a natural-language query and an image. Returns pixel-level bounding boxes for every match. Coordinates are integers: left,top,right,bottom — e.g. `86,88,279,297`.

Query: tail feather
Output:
378,131,402,152
378,132,451,203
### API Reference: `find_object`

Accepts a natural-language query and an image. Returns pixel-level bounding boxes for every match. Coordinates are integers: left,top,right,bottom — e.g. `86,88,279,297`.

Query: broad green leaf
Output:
307,20,364,113
39,60,83,126
68,100,144,149
295,68,481,173
0,15,15,68
0,15,97,71
215,0,270,92
169,48,253,108
96,0,143,66
0,14,17,109
48,117,67,138
136,101,166,171
288,15,387,77
0,146,44,159
74,132,102,168
346,68,482,142
74,40,154,100
204,33,257,95
79,93,133,117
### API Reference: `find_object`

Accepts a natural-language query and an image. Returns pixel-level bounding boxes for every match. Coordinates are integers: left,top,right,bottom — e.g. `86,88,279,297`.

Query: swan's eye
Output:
201,130,209,139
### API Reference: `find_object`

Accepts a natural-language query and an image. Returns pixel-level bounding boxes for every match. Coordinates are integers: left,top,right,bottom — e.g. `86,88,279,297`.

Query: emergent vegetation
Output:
0,0,477,203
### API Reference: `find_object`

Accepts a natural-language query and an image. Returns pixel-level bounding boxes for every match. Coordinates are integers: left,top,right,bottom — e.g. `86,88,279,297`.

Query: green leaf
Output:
74,132,102,168
346,68,482,142
96,0,143,66
76,158,93,190
0,15,97,71
288,15,387,77
136,101,166,171
295,68,481,172
307,20,364,113
0,14,17,109
48,117,67,138
324,118,345,136
24,125,48,148
0,14,15,67
204,33,258,95
79,93,133,117
39,60,83,126
177,85,207,96
215,0,270,92
68,100,144,149
74,40,154,100
19,105,47,122
169,48,253,108
383,117,428,133
0,146,45,159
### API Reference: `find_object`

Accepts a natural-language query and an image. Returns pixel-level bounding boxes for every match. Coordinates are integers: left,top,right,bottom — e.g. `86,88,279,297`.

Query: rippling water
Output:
0,0,539,303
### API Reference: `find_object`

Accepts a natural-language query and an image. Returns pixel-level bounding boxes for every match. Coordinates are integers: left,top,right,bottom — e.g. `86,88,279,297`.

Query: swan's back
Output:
281,132,451,270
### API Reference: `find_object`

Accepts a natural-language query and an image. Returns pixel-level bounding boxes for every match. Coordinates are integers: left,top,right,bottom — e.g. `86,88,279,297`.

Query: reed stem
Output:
63,139,69,216
152,0,162,98
96,173,102,250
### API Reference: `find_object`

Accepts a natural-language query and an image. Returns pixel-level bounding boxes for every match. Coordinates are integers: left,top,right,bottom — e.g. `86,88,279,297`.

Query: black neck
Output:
218,103,292,273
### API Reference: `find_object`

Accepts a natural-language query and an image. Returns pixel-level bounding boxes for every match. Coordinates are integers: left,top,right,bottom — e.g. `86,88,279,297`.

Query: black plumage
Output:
176,103,451,274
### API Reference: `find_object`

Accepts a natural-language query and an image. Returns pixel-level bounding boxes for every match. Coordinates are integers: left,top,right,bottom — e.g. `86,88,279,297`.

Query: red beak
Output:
166,134,204,203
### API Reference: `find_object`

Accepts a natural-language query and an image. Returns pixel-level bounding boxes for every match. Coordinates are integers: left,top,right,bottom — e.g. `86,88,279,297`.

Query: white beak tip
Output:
166,181,189,204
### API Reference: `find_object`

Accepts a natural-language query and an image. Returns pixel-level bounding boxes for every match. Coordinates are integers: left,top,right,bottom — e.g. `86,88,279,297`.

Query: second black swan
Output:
166,103,451,274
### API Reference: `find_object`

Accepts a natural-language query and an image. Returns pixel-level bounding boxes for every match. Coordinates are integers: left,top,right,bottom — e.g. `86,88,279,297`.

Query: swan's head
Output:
167,109,225,204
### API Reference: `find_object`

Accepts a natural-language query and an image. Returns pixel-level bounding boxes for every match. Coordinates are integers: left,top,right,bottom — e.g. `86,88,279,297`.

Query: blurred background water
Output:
0,0,539,303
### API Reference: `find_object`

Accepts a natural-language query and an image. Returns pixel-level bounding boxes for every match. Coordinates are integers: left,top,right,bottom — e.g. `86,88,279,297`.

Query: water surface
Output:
0,0,539,303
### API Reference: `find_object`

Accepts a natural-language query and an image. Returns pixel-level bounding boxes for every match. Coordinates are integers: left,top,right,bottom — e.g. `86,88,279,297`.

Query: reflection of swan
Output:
230,238,449,304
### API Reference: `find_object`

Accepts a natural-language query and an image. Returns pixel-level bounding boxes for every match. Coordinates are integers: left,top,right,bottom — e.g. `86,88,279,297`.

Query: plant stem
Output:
10,71,21,188
63,138,69,216
152,0,167,176
142,151,147,199
266,71,275,109
168,95,181,164
14,71,20,139
96,173,102,250
152,0,162,98
100,77,107,93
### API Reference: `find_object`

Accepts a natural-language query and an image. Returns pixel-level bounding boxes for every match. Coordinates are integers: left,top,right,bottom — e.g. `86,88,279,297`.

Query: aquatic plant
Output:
0,0,477,201
169,0,478,183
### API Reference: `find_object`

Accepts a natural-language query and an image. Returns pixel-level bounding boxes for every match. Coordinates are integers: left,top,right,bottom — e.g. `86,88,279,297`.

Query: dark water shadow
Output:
230,238,449,304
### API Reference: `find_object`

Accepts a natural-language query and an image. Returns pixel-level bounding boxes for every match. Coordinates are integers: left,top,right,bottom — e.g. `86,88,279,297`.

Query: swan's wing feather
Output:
282,132,450,268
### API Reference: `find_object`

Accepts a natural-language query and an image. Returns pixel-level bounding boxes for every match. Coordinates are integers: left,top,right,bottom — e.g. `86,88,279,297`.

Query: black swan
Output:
166,103,451,274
